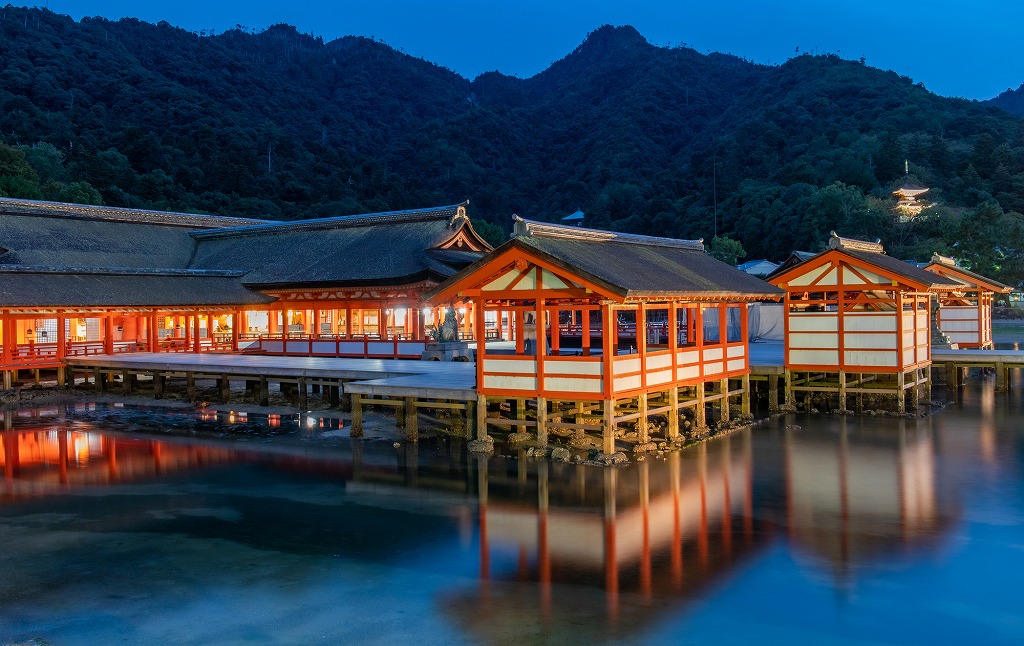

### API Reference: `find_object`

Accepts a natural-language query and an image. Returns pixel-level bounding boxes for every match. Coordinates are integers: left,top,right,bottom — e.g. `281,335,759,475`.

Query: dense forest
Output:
2,6,1024,286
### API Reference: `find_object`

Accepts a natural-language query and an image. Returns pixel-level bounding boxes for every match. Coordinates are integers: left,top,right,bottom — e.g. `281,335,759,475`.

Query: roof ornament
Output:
513,215,704,251
449,199,470,227
930,252,957,267
828,231,884,254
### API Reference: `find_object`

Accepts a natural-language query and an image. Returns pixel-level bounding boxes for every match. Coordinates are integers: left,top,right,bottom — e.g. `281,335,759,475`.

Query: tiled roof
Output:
190,202,491,288
0,266,272,307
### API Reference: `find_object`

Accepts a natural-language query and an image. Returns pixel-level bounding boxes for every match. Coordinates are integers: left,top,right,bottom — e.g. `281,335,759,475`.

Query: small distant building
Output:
737,259,779,277
768,232,961,413
765,251,817,280
892,162,932,222
923,253,1012,349
561,210,585,226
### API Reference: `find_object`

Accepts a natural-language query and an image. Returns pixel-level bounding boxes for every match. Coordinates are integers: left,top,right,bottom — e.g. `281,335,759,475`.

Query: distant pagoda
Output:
892,160,932,221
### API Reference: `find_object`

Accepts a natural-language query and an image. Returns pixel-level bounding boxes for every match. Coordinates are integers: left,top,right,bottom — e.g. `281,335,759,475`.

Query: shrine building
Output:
0,197,490,386
426,216,783,453
767,232,961,413
923,253,1012,349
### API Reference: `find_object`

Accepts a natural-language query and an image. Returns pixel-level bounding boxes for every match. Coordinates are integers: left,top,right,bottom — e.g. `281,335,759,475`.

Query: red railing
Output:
243,334,427,359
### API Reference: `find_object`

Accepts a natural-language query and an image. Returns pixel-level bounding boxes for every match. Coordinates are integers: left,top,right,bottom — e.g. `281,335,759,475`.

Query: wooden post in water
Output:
259,376,269,406
404,397,418,441
719,378,730,423
602,398,616,455
695,382,706,427
351,394,363,437
637,393,648,443
667,386,679,440
476,394,488,441
536,396,548,447
741,374,751,416
838,371,847,411
219,375,230,403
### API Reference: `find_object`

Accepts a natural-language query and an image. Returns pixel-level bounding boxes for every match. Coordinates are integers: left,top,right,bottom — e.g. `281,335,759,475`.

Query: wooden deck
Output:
64,353,477,398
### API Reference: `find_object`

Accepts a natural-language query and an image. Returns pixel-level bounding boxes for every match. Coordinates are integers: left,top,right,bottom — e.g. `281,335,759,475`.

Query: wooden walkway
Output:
932,348,1024,390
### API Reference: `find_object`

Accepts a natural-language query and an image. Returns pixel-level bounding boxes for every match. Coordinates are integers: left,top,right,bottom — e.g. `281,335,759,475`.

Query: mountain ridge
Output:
1,7,1023,284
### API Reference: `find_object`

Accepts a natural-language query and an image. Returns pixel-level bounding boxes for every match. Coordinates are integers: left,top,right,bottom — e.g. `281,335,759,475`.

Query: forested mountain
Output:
987,84,1024,117
2,6,1024,285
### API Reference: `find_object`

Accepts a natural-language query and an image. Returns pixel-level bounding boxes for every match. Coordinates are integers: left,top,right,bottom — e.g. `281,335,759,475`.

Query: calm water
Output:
1,378,1022,645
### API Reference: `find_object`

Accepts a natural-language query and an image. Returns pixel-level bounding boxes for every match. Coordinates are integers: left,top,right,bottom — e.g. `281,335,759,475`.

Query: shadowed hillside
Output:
1,7,1023,284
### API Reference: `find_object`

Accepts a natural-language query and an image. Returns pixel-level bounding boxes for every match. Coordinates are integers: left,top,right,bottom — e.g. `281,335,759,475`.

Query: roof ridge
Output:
512,215,705,251
0,264,245,277
828,231,884,254
191,201,470,240
0,196,269,229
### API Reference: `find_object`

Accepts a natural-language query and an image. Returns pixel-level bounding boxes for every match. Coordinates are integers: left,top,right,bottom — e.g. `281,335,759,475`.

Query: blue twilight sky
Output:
42,0,1024,100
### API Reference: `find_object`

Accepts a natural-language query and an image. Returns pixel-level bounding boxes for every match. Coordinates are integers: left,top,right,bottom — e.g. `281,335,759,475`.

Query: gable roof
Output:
189,202,492,288
769,232,961,291
923,254,1012,293
0,196,266,269
428,217,782,302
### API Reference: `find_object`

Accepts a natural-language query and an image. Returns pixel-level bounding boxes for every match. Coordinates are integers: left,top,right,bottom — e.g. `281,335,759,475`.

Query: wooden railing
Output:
242,334,427,359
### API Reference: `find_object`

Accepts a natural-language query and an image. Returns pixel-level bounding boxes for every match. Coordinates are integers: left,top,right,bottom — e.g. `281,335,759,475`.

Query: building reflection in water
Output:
783,417,944,586
0,404,966,644
447,432,767,643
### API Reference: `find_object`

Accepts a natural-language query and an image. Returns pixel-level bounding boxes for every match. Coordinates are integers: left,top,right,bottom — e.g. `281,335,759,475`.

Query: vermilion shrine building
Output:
767,233,961,413
427,217,783,452
923,253,1012,349
0,197,490,386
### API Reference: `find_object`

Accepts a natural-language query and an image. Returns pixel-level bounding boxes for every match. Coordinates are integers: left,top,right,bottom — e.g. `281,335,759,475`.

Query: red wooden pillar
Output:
232,310,241,351
192,314,201,353
2,311,14,365
148,313,158,352
312,309,320,337
56,312,66,361
103,315,114,355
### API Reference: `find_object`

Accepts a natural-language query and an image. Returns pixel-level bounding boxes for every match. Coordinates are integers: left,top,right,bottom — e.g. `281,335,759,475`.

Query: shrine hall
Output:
426,216,783,453
0,197,491,386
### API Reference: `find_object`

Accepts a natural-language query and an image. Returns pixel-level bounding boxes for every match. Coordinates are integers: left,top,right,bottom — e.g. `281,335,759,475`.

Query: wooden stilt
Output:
896,370,906,414
784,370,793,406
476,394,488,441
219,375,230,403
602,398,616,455
667,386,679,440
768,374,779,410
838,371,847,411
996,362,1008,392
719,378,730,424
637,393,648,442
695,382,706,427
259,376,269,406
740,374,750,416
536,396,548,447
153,372,164,399
404,397,418,441
351,394,363,437
186,372,196,403
298,377,308,409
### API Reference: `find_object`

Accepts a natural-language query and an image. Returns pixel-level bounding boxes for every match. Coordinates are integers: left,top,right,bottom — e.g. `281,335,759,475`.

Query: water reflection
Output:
783,419,943,586
0,396,1019,644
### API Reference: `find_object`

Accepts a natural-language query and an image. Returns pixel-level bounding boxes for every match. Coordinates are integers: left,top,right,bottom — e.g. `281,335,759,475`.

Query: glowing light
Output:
422,308,432,316
458,308,466,315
